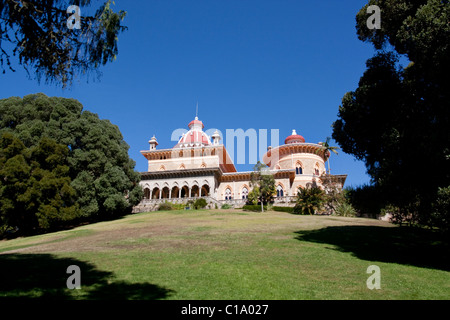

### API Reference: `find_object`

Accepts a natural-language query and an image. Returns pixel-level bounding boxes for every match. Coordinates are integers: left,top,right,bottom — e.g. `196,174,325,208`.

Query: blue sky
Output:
0,0,377,187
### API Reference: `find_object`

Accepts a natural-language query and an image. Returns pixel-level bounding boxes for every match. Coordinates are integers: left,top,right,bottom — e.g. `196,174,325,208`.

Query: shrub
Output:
272,206,295,213
157,202,173,211
247,187,259,205
221,204,232,209
293,186,325,215
334,202,357,217
193,198,208,209
345,184,386,216
243,204,267,212
171,203,185,210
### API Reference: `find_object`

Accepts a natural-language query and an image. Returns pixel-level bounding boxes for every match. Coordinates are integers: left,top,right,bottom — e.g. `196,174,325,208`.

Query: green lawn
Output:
0,210,448,299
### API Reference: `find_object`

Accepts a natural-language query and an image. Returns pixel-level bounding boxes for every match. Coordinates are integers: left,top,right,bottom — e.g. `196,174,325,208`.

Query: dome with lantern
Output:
284,129,306,144
174,117,212,148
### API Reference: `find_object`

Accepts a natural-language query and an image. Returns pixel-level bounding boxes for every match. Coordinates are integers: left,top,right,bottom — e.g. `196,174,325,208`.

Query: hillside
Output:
0,210,448,299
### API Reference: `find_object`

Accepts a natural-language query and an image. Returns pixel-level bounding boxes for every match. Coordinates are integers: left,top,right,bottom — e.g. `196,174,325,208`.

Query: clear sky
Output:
0,0,377,187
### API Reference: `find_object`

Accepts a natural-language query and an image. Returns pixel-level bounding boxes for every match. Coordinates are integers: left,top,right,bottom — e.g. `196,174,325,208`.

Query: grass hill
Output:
0,209,448,299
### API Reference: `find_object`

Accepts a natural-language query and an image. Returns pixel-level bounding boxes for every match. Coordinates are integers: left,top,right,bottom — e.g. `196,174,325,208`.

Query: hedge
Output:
242,205,267,212
272,206,295,213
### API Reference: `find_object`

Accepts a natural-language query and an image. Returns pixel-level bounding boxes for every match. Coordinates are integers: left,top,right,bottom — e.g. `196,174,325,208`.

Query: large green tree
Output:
0,133,80,234
333,0,450,228
0,93,142,234
0,0,127,87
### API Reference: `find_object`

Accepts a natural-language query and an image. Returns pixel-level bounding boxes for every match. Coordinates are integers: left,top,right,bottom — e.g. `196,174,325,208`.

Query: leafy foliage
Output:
249,161,276,211
0,132,80,233
0,0,127,87
157,202,173,211
316,137,340,174
0,93,142,235
243,204,268,212
333,0,450,231
344,184,387,216
193,198,207,209
293,186,325,215
247,186,259,205
334,202,357,217
271,206,295,213
430,186,450,234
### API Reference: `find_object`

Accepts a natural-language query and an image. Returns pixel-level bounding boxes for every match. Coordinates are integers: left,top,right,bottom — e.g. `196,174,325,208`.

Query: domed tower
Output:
284,129,305,144
262,129,328,192
141,115,236,173
174,117,212,148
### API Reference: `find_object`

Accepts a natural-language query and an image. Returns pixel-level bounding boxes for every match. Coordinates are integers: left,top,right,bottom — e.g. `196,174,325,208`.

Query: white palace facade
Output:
133,116,347,212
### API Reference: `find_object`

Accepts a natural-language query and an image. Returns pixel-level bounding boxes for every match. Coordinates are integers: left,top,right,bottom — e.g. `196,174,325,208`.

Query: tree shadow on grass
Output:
0,254,174,299
294,226,449,272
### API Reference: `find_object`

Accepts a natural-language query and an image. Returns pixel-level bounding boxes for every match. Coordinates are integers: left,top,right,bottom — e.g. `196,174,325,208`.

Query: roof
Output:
174,117,212,148
285,129,305,144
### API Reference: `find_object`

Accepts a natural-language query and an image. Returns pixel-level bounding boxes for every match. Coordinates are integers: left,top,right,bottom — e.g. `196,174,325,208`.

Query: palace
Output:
133,116,347,212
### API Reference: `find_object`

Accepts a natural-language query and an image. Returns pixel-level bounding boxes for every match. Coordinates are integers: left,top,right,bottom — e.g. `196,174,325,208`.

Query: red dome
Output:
285,130,305,144
174,117,211,148
188,119,205,129
176,130,211,146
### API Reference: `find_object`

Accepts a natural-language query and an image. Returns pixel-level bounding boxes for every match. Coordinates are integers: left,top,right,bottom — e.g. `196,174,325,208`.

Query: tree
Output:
0,0,127,87
247,186,260,205
0,132,80,234
332,0,450,230
0,93,142,234
249,161,276,212
293,186,325,215
430,186,450,234
317,137,340,174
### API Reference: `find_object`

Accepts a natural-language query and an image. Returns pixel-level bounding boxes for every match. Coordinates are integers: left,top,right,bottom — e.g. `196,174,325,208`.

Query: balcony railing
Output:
138,195,296,206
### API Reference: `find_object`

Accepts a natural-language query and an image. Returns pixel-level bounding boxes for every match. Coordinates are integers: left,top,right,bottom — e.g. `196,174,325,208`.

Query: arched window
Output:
201,185,210,197
276,185,284,197
225,188,232,200
314,163,320,176
191,185,199,198
152,188,160,199
242,187,249,200
144,188,150,200
295,161,303,175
